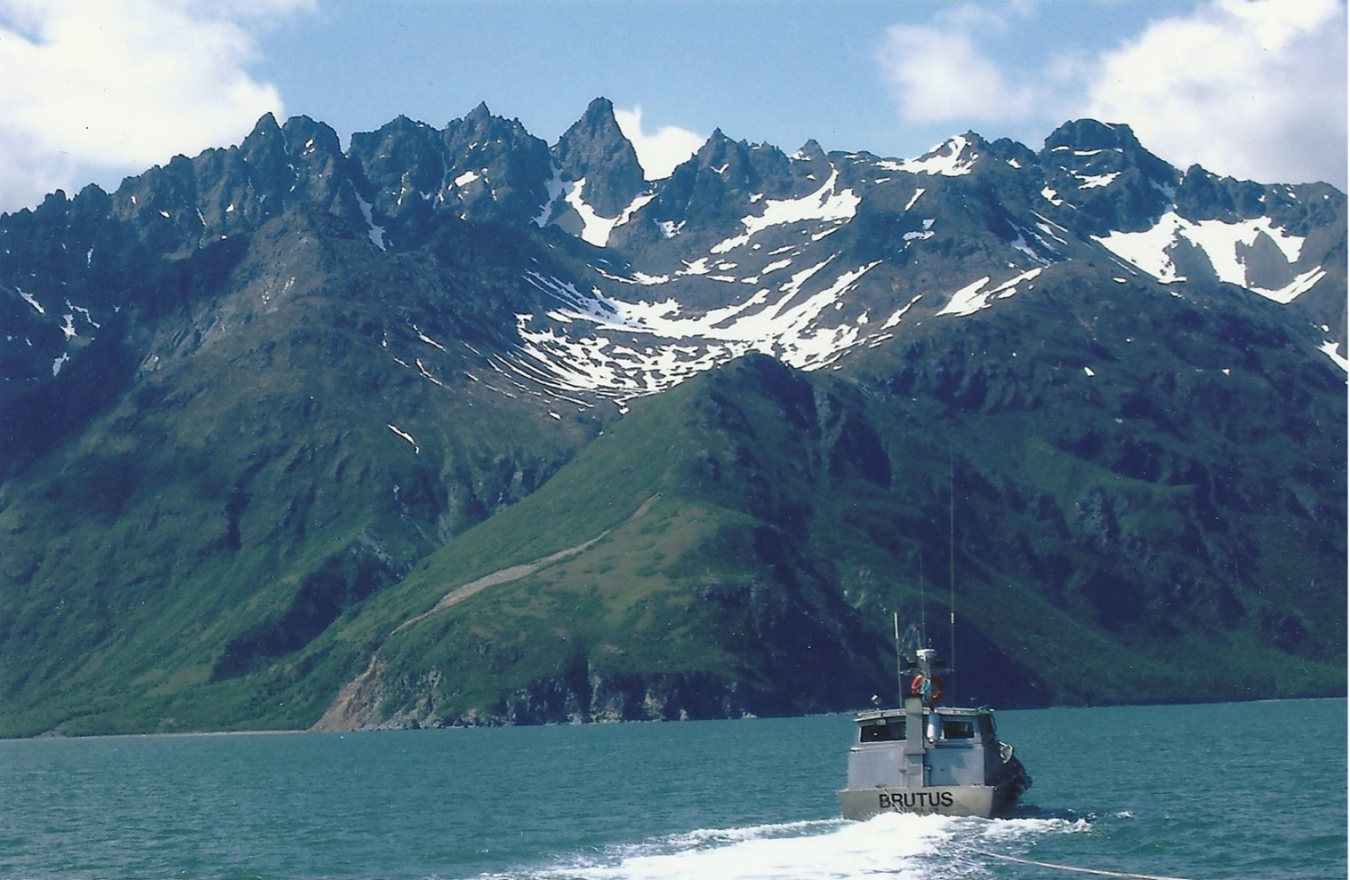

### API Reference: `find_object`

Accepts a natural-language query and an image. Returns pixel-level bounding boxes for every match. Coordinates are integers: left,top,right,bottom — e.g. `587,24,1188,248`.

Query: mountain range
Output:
0,97,1344,737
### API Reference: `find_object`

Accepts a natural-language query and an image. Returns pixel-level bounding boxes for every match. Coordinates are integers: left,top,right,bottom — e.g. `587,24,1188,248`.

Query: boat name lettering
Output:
879,791,955,811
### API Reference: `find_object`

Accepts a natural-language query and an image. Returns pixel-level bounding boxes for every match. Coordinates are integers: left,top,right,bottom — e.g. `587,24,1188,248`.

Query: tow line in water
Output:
964,846,1196,880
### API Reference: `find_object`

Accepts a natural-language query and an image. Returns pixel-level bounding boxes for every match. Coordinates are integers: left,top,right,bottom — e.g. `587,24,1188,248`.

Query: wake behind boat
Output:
838,639,1031,820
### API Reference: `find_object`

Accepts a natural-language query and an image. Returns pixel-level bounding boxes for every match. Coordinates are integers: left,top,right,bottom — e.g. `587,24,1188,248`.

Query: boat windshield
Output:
858,718,906,742
941,718,976,739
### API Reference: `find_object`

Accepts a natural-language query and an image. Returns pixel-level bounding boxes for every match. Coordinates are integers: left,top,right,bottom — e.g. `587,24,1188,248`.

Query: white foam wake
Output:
537,815,934,879
509,810,1094,880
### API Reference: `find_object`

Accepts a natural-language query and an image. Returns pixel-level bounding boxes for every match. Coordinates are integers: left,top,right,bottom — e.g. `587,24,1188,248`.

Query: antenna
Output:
918,547,927,645
893,611,903,708
948,457,957,702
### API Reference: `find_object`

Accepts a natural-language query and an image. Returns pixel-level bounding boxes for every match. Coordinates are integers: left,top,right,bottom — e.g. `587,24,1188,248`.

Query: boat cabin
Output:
847,705,1005,790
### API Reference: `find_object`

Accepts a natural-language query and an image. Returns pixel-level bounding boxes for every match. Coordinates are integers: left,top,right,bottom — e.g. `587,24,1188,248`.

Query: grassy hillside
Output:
277,342,1345,729
0,213,607,737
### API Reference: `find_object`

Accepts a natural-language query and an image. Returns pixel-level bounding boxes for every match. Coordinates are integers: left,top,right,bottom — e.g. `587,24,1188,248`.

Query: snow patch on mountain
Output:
1256,267,1327,304
513,258,884,399
70,304,99,329
595,266,671,286
1094,212,1306,289
387,424,420,454
1008,229,1053,265
1319,340,1348,372
880,135,979,177
882,295,923,331
937,268,1045,317
562,180,656,247
1076,172,1120,189
355,192,387,250
18,286,45,315
710,168,860,254
535,166,567,227
903,219,936,243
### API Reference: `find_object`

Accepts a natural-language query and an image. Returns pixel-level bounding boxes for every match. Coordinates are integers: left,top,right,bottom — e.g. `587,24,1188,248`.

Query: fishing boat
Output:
837,628,1031,820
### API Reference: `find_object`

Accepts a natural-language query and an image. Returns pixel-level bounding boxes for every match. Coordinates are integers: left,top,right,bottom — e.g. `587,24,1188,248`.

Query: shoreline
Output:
6,694,1346,742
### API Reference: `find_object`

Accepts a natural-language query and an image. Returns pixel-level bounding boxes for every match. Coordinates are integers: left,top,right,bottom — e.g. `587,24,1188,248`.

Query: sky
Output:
0,0,1345,215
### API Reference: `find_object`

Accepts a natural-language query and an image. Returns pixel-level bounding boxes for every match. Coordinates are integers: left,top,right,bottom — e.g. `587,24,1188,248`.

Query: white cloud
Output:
614,105,705,181
0,0,315,213
876,23,1038,124
1083,0,1347,188
874,0,1347,189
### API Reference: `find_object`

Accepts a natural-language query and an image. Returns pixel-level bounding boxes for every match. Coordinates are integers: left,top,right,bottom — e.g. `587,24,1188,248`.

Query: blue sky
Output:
250,3,1173,155
0,0,1345,214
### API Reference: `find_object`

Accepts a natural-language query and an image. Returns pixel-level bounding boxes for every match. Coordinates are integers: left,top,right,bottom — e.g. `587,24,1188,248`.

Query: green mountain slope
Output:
291,331,1344,729
0,211,611,736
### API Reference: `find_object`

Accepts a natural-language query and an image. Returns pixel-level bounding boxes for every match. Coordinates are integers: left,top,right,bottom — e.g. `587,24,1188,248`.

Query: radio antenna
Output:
948,457,957,702
893,612,903,708
918,547,928,645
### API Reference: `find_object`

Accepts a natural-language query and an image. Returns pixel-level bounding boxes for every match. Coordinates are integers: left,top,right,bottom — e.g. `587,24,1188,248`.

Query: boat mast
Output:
918,547,928,644
893,611,903,708
948,459,957,702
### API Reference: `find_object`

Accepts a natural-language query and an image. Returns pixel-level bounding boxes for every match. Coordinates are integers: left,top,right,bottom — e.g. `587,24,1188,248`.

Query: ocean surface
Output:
0,699,1343,880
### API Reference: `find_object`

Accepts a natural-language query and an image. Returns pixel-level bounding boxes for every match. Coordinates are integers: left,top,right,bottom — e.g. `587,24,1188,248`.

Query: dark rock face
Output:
481,670,754,726
1038,119,1178,235
553,97,646,217
441,102,555,224
345,103,556,245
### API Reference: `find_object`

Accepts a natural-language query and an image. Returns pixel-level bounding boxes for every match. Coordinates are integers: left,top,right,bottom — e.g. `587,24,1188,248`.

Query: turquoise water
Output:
1,699,1343,879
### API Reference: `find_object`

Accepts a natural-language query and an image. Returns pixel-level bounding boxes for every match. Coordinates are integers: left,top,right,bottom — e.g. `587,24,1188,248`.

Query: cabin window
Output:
978,715,995,740
859,719,906,742
941,719,976,740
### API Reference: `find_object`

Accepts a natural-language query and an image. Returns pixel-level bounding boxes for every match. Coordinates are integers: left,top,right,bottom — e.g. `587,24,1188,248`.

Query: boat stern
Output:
838,784,997,820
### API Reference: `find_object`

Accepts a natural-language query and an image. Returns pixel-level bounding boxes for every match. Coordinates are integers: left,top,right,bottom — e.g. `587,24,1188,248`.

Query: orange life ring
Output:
909,673,945,702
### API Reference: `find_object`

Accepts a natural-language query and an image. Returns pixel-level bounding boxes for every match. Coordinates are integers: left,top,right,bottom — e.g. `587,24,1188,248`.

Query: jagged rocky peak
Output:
888,131,993,177
281,115,343,157
1039,118,1178,235
1171,164,1347,234
464,99,493,125
793,138,827,161
945,130,988,157
1173,164,1277,224
553,97,646,217
642,128,752,228
443,101,544,159
279,115,361,218
99,110,367,257
1045,118,1142,153
985,136,1040,172
787,139,835,192
1040,118,1176,185
633,127,856,249
347,114,448,207
346,103,556,237
237,111,292,178
689,129,793,194
106,114,291,254
0,184,109,303
440,102,554,223
691,128,739,167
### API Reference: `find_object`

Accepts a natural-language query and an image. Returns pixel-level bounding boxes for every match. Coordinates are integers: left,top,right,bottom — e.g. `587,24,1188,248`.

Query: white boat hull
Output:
838,784,997,820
